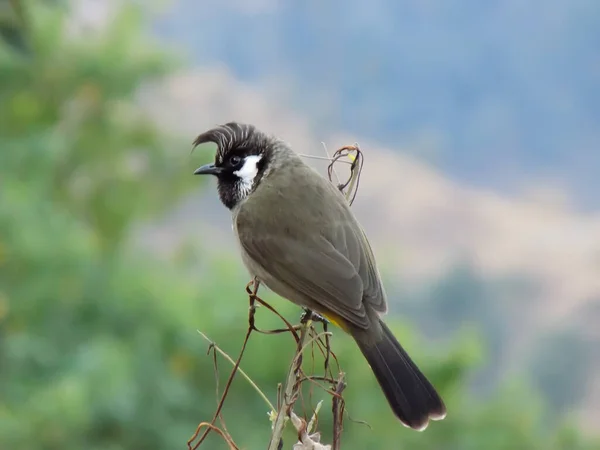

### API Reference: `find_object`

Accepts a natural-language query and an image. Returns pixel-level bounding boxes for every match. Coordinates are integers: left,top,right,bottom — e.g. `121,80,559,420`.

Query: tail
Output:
351,318,446,431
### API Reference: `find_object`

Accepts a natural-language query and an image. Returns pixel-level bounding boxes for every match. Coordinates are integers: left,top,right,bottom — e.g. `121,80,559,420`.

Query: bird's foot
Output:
300,308,329,325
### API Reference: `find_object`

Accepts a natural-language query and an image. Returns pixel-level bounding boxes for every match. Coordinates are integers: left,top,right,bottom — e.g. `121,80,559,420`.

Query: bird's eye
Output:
229,155,242,166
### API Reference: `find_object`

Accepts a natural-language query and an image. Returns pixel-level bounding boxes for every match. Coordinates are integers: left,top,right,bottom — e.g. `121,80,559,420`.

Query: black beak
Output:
193,163,222,176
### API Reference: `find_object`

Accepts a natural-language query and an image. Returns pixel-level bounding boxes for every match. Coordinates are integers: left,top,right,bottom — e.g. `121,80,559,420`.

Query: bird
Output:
192,122,446,431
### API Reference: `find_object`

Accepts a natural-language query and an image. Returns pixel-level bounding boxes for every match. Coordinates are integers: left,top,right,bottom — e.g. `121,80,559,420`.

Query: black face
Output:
192,123,273,209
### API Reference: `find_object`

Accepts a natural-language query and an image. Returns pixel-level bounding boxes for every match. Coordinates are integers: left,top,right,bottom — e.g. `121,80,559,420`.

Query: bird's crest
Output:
192,122,257,164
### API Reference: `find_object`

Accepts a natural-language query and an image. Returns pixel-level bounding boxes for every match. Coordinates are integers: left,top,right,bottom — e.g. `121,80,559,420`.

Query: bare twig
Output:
267,319,312,450
198,331,276,412
321,142,341,186
331,375,347,450
208,337,234,441
327,143,364,205
188,325,254,449
297,154,352,165
190,422,240,450
187,282,262,450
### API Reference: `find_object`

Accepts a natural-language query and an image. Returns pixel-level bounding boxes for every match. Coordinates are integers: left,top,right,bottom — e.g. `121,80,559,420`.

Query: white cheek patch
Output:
233,155,262,193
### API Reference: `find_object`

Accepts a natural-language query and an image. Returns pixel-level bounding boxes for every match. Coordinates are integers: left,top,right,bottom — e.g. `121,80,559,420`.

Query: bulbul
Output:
192,122,446,431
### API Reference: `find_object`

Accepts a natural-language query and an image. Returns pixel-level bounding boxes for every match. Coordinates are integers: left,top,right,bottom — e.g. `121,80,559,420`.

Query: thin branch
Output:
297,154,353,165
198,330,276,412
321,142,341,186
190,422,240,450
187,323,254,450
331,375,347,450
188,281,263,450
267,319,313,450
327,144,364,205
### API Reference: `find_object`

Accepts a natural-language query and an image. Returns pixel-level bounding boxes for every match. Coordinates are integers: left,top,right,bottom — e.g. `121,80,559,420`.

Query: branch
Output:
267,319,312,450
198,331,276,412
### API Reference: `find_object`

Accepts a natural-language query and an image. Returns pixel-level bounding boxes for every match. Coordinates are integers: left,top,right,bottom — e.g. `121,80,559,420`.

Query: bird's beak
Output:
193,163,222,176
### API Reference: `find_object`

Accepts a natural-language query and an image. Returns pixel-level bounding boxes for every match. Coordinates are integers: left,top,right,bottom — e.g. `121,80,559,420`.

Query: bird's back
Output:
233,152,388,320
236,153,355,237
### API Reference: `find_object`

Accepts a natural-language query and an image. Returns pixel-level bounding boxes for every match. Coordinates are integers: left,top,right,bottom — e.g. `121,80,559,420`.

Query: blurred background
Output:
1,0,599,448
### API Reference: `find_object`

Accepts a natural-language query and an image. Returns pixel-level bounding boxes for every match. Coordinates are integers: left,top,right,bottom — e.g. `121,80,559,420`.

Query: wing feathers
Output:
235,164,387,329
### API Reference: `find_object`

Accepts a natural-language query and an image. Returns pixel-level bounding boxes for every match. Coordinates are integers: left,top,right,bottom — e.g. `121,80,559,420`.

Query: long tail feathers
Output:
352,319,446,431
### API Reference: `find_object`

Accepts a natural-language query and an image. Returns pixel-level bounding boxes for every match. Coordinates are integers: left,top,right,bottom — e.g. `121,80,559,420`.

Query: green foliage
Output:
0,0,31,55
0,1,186,249
0,3,599,450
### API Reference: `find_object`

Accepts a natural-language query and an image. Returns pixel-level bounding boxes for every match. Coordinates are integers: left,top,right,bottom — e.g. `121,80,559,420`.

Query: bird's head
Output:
192,122,282,209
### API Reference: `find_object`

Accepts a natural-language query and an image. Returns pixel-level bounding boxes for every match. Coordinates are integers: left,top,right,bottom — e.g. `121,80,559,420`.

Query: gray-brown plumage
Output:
192,122,446,430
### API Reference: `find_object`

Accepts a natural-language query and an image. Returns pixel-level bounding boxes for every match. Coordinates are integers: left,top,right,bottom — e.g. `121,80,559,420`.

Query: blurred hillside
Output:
1,2,600,449
157,0,600,210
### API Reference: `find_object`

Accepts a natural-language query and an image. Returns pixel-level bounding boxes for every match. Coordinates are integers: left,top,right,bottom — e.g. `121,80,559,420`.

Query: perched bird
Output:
192,122,446,430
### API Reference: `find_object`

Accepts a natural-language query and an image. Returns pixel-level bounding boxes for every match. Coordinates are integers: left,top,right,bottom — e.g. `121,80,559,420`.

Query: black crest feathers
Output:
192,122,257,164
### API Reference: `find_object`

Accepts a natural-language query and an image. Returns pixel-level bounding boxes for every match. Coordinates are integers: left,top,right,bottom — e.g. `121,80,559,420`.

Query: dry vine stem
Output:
188,143,364,450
